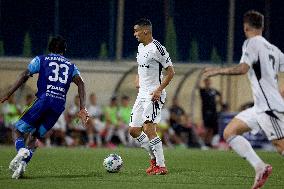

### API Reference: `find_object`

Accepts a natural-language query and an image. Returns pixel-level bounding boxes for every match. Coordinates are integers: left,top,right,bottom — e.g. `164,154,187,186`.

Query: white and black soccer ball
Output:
103,154,123,173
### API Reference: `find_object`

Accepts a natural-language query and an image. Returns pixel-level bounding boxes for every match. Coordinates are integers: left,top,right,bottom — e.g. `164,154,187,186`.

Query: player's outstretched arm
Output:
151,66,175,101
202,63,249,78
0,69,30,103
73,74,89,125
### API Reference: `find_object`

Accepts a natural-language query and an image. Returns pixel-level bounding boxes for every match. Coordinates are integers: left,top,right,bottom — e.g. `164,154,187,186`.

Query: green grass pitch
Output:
0,146,283,189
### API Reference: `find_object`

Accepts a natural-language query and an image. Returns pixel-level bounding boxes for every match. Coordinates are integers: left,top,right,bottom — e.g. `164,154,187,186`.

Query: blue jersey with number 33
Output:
28,54,80,113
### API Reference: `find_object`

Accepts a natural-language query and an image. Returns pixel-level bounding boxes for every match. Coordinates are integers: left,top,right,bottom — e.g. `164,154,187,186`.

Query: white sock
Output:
135,132,155,159
149,137,165,167
282,151,284,156
227,135,264,170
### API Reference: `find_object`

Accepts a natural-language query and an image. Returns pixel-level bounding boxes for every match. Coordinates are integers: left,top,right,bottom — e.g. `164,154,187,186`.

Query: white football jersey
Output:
240,35,284,113
136,39,173,98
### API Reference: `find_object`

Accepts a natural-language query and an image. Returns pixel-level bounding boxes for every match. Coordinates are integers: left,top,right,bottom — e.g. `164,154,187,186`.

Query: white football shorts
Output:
236,107,284,140
129,94,166,127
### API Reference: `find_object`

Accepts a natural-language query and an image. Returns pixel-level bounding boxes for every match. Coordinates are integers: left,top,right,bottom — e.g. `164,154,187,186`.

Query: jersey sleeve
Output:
153,46,173,68
27,56,40,74
279,51,284,72
72,64,80,77
239,39,258,67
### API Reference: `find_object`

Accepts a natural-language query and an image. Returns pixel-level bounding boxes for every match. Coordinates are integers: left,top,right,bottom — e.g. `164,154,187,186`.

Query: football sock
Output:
282,151,284,156
15,137,25,152
23,149,34,164
227,135,264,170
149,137,165,167
135,132,155,159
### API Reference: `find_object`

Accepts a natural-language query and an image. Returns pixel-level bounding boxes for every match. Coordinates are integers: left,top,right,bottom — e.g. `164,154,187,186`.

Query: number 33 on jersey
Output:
27,54,80,108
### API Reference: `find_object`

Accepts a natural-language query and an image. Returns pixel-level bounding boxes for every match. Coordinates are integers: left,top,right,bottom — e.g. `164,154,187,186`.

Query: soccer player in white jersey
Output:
129,18,175,175
203,10,284,189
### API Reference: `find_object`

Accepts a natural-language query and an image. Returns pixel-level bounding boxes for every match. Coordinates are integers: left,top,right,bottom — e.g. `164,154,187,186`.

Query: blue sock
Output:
15,137,25,152
23,149,34,164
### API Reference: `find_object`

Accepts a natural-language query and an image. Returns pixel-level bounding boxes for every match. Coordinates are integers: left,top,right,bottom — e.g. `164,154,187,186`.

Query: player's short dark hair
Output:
243,10,264,29
48,35,67,54
134,18,152,27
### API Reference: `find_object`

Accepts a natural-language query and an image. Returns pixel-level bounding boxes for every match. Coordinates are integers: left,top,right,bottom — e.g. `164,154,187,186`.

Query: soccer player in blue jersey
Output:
0,36,89,179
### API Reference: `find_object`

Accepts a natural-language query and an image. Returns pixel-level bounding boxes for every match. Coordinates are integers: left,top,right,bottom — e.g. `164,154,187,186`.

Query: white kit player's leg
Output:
134,131,155,159
227,110,267,170
224,114,273,189
129,99,155,157
227,135,265,169
149,136,165,167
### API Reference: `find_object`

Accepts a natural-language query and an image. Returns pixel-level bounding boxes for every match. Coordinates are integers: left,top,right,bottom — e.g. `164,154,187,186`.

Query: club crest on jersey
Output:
144,53,149,58
47,85,65,92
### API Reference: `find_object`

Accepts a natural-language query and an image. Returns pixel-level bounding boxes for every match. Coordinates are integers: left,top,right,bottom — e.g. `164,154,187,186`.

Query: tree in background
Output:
99,42,108,59
210,46,222,63
188,39,199,62
22,32,32,57
165,17,178,61
0,40,4,56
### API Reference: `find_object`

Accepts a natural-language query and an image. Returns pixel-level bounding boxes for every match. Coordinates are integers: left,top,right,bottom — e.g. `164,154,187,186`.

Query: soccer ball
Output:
103,154,123,173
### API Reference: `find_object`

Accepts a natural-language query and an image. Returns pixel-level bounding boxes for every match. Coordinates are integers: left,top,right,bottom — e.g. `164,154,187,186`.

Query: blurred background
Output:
0,0,283,150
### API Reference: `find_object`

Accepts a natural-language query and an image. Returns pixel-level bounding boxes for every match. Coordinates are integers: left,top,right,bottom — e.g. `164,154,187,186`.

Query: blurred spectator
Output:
0,112,6,143
117,95,131,146
168,97,188,147
217,103,235,149
47,113,67,146
199,78,222,147
157,107,183,147
180,114,202,148
21,94,35,112
2,95,21,128
104,96,124,147
87,93,105,147
169,97,185,136
169,97,185,130
157,107,171,146
2,95,21,142
66,95,86,146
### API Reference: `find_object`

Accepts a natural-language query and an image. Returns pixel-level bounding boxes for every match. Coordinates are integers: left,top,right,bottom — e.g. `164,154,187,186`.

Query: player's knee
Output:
223,127,235,141
143,122,157,139
272,139,284,156
277,146,284,156
276,147,284,156
129,127,141,138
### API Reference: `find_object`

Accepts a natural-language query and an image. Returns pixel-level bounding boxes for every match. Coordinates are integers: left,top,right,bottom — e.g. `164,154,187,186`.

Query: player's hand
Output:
77,108,89,126
0,95,9,103
151,89,162,102
202,67,219,78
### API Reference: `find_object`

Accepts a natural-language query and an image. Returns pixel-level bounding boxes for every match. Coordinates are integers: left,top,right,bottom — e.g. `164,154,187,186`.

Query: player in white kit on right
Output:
129,18,175,175
203,10,284,189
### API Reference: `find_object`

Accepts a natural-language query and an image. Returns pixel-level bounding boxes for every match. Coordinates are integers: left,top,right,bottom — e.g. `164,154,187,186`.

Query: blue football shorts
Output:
15,98,63,139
